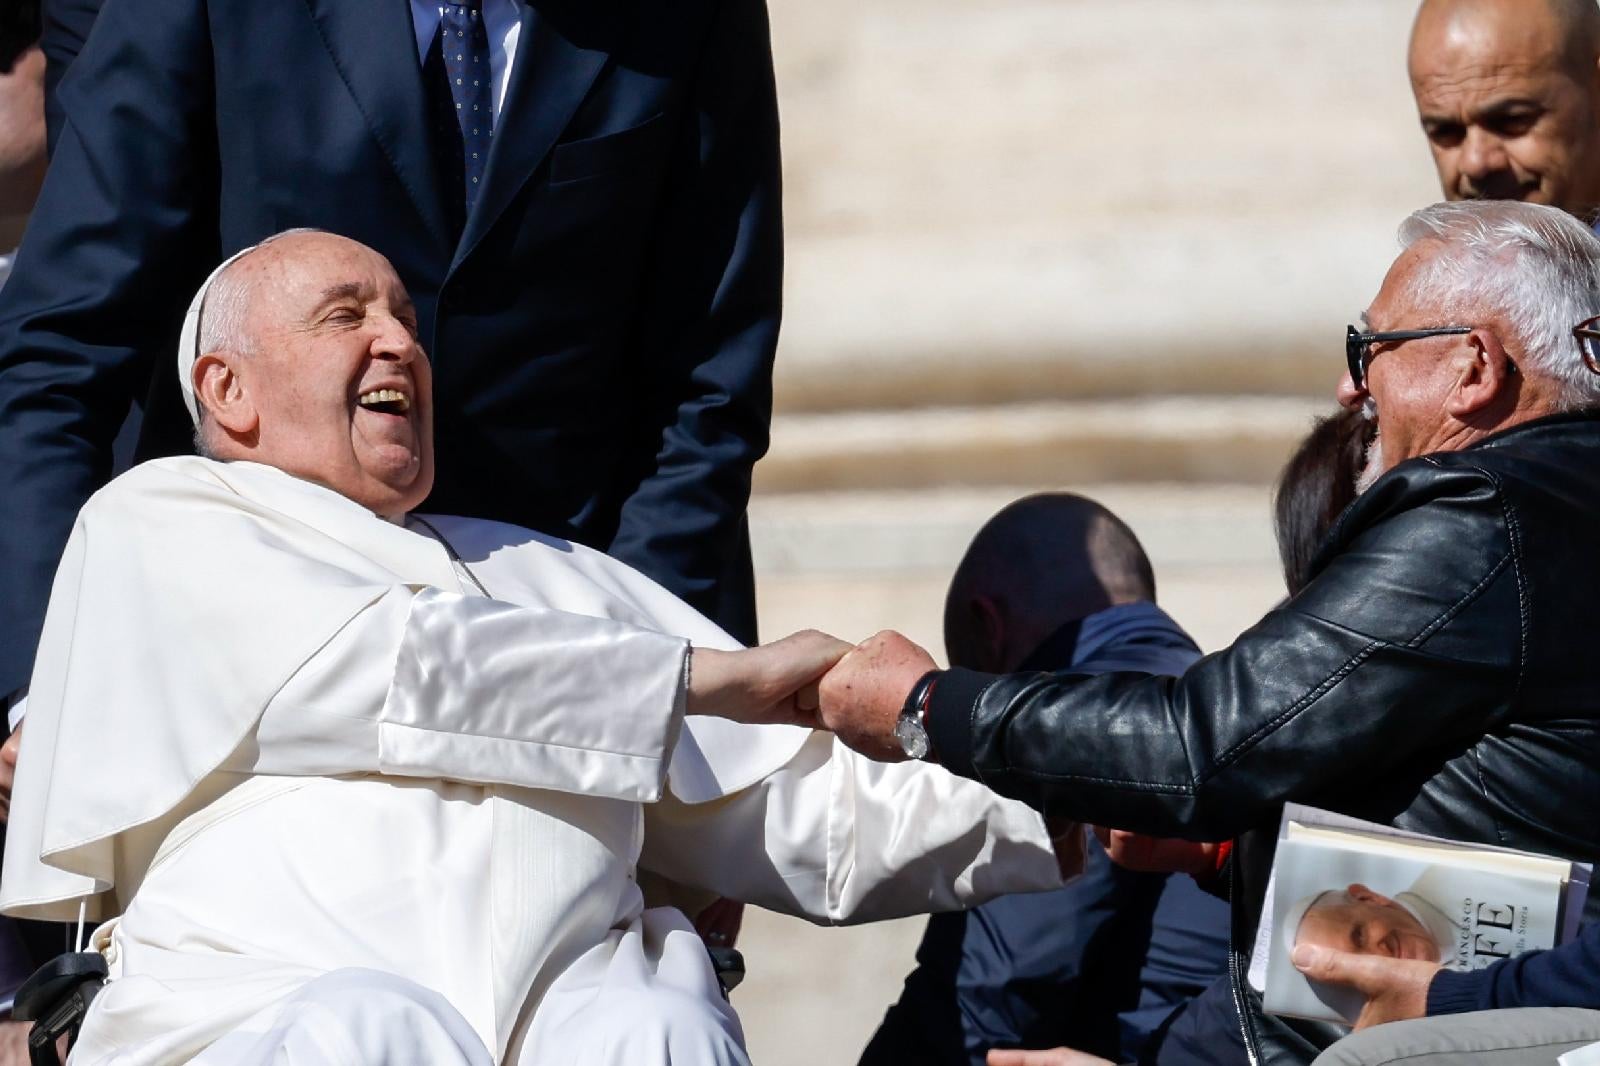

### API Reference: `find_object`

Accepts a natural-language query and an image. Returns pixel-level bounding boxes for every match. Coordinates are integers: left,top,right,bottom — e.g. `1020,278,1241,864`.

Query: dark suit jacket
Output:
0,0,779,697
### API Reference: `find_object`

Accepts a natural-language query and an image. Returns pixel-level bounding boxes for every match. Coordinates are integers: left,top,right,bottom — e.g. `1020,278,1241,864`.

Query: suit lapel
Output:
454,0,610,267
301,0,454,255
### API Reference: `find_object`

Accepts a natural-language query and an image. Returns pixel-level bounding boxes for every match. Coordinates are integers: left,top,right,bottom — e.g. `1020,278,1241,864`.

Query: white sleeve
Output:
637,731,1066,925
228,585,689,802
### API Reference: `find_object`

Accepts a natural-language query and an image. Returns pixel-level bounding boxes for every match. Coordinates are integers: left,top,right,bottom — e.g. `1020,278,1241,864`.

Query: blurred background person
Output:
1409,0,1600,222
0,0,43,290
1272,410,1374,597
859,493,1228,1066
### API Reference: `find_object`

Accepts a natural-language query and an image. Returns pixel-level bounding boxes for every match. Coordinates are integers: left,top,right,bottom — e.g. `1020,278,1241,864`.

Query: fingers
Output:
1097,828,1156,870
1292,944,1435,997
691,632,854,725
730,628,937,760
1292,945,1438,1029
767,630,854,688
759,630,853,726
794,680,820,715
1291,943,1381,992
779,628,854,666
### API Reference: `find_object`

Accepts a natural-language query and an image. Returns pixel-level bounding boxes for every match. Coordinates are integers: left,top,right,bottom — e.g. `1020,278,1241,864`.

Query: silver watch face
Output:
894,712,930,760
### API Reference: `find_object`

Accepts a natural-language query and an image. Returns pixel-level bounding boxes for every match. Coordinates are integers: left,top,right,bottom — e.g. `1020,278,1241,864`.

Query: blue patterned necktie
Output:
428,0,494,222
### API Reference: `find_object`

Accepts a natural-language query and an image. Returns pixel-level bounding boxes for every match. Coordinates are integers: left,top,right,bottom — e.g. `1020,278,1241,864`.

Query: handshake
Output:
685,629,942,762
690,629,1089,881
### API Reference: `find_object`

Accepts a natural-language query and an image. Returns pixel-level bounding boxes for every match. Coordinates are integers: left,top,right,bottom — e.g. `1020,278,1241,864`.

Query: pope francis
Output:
0,231,1071,1065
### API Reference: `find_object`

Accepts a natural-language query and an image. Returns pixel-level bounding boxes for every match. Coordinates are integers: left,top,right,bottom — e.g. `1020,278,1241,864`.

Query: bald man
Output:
1409,0,1600,221
859,494,1230,1066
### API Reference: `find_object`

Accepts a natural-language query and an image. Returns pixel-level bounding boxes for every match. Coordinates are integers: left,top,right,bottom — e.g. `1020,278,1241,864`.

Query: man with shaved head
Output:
0,230,1074,1065
861,494,1228,1066
1409,0,1600,220
940,494,1158,673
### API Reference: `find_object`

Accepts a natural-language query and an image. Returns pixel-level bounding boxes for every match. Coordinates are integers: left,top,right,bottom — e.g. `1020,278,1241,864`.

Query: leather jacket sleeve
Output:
922,460,1525,840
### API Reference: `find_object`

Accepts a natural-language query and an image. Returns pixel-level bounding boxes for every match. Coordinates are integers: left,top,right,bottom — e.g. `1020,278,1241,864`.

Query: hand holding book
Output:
1254,804,1592,1025
1289,944,1439,1029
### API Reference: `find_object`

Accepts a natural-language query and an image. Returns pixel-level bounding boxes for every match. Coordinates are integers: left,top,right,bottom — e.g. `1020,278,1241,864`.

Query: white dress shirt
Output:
410,0,522,120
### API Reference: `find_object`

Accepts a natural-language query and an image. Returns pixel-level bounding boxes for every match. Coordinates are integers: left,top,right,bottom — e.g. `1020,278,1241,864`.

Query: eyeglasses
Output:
1345,325,1473,391
1571,315,1600,375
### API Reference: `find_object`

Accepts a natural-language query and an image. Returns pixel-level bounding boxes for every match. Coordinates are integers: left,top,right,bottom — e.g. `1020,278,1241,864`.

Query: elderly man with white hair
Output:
0,229,1073,1066
817,198,1600,1066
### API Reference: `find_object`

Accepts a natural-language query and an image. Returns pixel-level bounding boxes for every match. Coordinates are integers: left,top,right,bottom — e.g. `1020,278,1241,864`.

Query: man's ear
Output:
193,352,258,437
1348,882,1399,908
969,594,1008,673
1443,329,1514,420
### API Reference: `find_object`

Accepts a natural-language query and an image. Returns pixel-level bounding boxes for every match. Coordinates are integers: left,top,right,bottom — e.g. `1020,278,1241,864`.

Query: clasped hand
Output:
688,629,937,760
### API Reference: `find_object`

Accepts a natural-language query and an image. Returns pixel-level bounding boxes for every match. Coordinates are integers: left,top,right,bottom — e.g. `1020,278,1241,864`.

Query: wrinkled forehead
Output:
1365,243,1449,327
235,235,408,323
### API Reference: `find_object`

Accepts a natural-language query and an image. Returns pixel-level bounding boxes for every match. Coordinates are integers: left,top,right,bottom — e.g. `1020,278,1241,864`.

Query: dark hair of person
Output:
0,0,40,74
1273,408,1373,596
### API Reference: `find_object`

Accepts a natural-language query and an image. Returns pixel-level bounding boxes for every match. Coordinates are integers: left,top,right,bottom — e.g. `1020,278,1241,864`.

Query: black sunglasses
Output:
1345,325,1473,390
1571,314,1600,375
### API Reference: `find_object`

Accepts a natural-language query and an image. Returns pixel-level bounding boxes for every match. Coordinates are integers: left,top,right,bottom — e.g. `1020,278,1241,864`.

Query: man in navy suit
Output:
0,0,780,724
859,493,1230,1066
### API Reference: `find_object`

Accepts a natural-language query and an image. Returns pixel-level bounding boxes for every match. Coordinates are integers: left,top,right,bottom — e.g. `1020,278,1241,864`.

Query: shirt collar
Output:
1016,600,1201,676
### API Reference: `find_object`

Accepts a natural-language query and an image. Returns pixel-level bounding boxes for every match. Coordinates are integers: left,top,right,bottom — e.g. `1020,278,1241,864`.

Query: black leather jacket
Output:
922,412,1600,1065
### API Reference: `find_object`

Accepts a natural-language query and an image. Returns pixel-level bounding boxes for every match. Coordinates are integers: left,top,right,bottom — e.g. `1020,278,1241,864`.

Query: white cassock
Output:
0,456,1065,1065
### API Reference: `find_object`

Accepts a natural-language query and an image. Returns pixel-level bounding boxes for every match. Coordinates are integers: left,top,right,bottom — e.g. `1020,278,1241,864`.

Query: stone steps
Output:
755,394,1330,494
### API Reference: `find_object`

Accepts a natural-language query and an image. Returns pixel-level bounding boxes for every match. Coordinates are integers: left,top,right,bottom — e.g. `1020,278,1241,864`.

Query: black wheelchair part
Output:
12,952,107,1066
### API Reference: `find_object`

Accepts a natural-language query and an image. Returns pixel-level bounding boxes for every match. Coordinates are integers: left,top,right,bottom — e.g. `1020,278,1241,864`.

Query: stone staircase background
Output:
758,0,1439,498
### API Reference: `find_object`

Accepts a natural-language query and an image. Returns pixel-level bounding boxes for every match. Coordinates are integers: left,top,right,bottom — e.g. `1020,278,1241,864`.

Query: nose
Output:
370,315,420,365
1457,126,1509,188
1336,368,1365,410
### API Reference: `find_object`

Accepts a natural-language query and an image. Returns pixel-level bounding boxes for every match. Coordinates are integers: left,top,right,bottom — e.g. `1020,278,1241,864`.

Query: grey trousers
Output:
1312,1009,1600,1066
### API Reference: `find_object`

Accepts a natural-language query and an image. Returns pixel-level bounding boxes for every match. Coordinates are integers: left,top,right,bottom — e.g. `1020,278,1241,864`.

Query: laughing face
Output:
196,232,435,517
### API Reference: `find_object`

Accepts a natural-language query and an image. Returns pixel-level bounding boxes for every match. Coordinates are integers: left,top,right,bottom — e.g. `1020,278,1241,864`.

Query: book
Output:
1249,804,1592,1025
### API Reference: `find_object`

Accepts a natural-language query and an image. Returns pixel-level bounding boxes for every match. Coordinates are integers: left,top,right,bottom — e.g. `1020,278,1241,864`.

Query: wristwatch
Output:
894,670,940,760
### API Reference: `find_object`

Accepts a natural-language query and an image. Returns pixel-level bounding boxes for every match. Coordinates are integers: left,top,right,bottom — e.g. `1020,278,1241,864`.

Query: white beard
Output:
1355,432,1384,495
1355,399,1384,495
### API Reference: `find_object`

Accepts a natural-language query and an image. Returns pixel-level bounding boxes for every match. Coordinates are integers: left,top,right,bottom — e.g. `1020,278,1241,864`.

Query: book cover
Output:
1251,806,1589,1025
